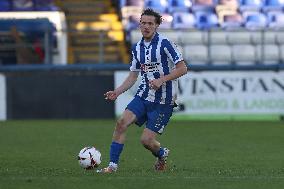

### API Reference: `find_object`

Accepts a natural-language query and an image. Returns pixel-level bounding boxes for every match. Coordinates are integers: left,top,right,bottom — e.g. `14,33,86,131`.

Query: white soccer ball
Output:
78,146,101,169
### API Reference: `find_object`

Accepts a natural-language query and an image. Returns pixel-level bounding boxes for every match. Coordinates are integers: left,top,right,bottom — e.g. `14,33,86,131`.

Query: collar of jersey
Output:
140,32,159,47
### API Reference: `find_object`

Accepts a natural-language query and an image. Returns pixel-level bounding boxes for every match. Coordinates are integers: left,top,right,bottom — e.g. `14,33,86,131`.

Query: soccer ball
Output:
78,146,101,169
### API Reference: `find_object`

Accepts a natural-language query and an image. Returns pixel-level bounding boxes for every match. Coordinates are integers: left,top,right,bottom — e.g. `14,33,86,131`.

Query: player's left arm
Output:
149,61,187,90
162,60,188,82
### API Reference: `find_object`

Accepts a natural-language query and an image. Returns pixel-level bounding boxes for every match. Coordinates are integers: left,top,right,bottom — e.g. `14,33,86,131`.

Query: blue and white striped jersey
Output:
130,32,184,105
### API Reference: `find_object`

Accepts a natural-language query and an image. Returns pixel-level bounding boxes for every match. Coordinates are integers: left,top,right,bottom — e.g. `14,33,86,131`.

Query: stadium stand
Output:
0,0,60,65
0,19,55,64
160,13,175,29
239,0,263,12
122,0,284,66
262,0,284,12
172,12,196,29
167,0,192,13
0,0,59,11
54,0,129,64
267,11,284,29
244,12,267,30
183,44,209,65
216,0,239,24
195,11,219,29
0,0,12,11
12,0,35,11
221,12,243,29
144,0,169,13
0,0,129,65
209,44,232,65
34,0,59,11
1,0,284,66
0,31,17,65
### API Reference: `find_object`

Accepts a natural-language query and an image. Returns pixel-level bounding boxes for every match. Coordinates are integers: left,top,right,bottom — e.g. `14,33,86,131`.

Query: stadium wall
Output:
1,69,114,120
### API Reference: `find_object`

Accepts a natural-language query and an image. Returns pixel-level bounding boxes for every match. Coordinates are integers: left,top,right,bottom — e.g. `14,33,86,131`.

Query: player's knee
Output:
115,118,127,133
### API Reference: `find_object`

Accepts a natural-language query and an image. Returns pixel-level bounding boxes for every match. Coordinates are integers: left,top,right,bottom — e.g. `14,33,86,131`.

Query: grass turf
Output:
0,120,284,189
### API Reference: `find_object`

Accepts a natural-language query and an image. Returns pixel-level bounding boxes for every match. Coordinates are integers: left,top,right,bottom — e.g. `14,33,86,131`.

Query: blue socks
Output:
110,142,165,164
152,147,164,159
109,141,124,164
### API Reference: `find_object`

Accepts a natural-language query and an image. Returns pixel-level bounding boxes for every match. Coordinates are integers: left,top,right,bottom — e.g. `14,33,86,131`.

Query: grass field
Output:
0,120,284,189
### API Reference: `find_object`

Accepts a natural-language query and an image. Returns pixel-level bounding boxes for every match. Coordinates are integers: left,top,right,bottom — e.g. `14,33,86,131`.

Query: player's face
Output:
140,15,159,41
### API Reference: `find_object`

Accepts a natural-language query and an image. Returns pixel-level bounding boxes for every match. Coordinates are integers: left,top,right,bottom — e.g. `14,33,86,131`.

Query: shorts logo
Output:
158,125,165,134
155,113,165,133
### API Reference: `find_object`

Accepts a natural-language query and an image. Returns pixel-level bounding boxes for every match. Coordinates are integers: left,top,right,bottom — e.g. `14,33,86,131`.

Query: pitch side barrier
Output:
0,63,284,121
0,64,121,120
109,63,283,121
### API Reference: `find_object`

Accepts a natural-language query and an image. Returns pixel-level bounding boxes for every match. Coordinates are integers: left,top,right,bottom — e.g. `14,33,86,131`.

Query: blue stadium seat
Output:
0,0,11,11
191,5,215,14
34,0,58,11
263,0,284,12
172,12,195,29
267,11,284,29
239,0,263,12
195,12,219,30
8,0,58,11
222,22,243,30
168,0,192,13
244,13,267,30
265,0,284,5
12,0,35,11
120,0,144,7
159,14,173,29
144,0,169,13
222,13,244,30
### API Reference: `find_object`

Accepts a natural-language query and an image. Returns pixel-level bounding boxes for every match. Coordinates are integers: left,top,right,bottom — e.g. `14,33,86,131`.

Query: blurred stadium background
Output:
0,1,284,189
0,0,283,120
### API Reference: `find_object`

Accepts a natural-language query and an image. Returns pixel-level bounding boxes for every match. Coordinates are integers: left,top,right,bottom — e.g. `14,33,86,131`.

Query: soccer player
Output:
97,8,188,173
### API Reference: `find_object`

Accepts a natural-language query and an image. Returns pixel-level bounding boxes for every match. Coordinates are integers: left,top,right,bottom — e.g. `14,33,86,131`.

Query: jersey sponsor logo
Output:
140,62,160,73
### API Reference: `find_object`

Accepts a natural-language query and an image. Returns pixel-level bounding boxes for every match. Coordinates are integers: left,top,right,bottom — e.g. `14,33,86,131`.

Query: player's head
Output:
140,8,162,41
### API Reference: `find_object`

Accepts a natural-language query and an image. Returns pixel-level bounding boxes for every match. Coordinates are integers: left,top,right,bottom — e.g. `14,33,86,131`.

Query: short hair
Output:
141,8,163,25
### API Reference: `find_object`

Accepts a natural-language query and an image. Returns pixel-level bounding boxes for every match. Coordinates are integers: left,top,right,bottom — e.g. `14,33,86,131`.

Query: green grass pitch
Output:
0,120,284,189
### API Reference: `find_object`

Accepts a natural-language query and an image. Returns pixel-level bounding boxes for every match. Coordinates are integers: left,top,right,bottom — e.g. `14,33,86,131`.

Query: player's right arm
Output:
104,71,139,101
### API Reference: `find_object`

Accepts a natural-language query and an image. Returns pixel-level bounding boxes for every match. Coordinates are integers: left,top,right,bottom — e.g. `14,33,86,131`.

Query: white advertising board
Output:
0,74,6,120
115,71,284,116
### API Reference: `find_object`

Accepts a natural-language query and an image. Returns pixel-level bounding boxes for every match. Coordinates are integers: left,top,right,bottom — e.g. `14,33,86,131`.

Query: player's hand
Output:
104,91,118,101
149,78,164,90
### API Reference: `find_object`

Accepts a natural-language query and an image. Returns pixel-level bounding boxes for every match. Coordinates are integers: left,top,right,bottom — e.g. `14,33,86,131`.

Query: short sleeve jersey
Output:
129,32,184,105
